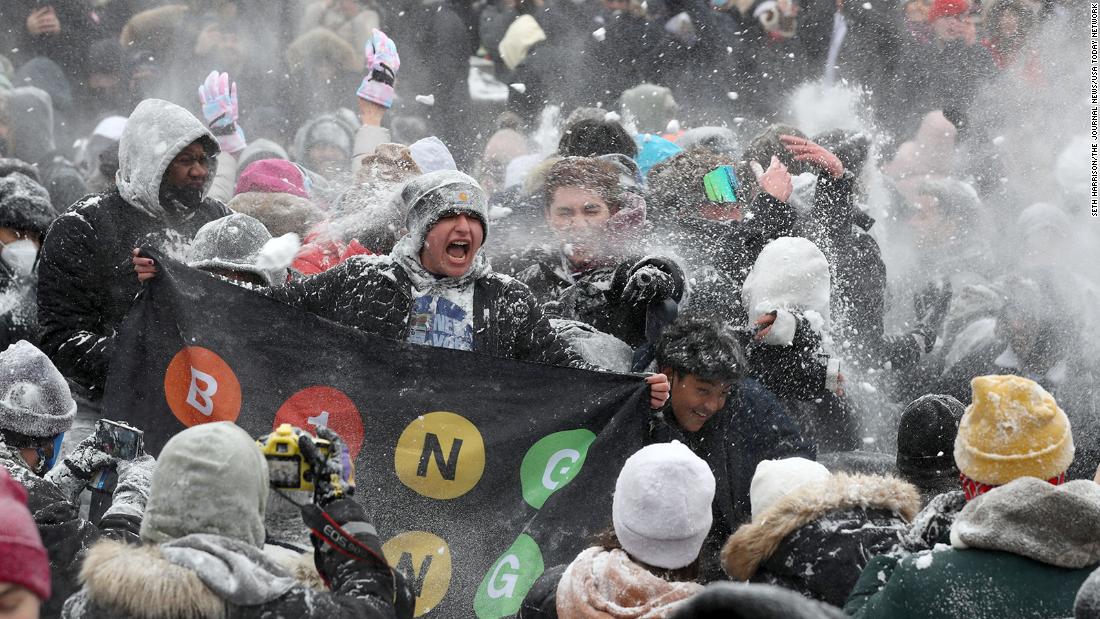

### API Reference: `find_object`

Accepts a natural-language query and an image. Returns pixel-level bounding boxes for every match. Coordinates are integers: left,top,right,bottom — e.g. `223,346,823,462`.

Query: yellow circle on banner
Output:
383,531,453,617
394,411,485,500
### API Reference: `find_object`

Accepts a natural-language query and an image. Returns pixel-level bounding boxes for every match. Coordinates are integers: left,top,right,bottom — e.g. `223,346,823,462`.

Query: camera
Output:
257,423,333,491
90,419,144,491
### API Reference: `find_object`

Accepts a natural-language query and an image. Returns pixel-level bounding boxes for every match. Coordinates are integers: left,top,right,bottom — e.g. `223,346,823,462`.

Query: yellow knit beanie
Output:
954,375,1074,486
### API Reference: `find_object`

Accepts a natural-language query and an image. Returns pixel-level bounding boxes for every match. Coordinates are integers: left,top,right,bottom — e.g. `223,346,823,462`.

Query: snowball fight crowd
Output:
0,0,1094,616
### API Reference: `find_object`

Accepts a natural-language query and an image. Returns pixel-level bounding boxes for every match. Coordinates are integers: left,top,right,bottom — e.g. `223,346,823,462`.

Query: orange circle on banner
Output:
274,386,366,458
163,346,242,427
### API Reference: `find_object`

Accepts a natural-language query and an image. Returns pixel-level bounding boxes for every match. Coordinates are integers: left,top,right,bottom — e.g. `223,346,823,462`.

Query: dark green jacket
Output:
845,548,1096,619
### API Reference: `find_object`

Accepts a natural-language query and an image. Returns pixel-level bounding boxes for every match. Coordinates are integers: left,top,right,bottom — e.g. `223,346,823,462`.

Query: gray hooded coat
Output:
37,99,229,394
7,86,87,213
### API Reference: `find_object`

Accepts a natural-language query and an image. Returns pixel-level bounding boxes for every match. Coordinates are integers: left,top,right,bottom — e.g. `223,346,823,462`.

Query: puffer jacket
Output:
269,253,585,369
505,250,685,348
721,474,920,607
846,478,1100,619
62,524,414,619
37,99,229,394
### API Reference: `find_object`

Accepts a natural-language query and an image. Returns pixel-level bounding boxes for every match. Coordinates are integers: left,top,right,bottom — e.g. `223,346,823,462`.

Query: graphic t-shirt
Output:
407,291,475,351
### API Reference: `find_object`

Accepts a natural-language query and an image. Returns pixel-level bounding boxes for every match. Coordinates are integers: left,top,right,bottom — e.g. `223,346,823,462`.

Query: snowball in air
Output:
415,94,435,106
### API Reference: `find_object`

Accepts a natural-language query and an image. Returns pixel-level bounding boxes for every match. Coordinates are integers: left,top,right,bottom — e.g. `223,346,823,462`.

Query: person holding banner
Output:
37,98,231,450
134,168,673,407
650,316,813,580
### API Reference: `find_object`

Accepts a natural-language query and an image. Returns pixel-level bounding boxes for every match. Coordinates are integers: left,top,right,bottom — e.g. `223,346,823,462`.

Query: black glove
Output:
912,280,952,353
622,265,676,306
44,434,116,503
298,426,355,506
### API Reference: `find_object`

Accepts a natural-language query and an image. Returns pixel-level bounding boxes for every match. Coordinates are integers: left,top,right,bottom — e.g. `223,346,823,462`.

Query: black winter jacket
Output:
269,255,586,368
648,378,813,581
0,445,141,619
37,189,229,393
503,251,685,348
722,474,920,608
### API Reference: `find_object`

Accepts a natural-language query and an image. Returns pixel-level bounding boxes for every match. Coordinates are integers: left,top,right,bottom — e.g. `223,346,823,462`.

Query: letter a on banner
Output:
163,346,242,426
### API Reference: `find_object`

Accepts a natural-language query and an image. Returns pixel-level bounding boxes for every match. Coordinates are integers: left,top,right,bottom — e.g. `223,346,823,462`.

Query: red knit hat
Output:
234,159,310,199
929,0,970,21
0,467,50,601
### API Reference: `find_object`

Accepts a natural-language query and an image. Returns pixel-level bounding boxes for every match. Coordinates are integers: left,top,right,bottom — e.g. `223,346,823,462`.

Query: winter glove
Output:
102,453,156,520
911,280,953,353
44,434,116,504
198,70,247,155
622,265,676,306
298,426,355,506
301,497,410,611
356,29,400,109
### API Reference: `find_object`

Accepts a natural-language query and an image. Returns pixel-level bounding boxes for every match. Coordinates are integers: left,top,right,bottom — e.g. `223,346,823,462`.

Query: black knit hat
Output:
896,394,965,482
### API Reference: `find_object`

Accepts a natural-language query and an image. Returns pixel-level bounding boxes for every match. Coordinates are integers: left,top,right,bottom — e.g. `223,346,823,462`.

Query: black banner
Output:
103,255,651,618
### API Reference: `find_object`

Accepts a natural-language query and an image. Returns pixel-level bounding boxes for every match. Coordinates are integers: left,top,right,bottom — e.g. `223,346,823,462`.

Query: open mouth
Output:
445,241,470,261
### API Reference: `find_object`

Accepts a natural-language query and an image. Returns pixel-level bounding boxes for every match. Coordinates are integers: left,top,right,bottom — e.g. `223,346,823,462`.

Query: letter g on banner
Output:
163,346,241,426
395,412,485,500
519,429,597,509
474,534,545,618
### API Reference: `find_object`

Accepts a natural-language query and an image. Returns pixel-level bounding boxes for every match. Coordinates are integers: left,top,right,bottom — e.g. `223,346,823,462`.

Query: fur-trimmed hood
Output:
228,191,323,238
722,474,920,581
67,539,320,619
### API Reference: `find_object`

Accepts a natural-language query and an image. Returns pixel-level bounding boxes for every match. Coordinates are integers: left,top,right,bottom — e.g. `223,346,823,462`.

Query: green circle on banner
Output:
473,534,545,618
519,429,597,509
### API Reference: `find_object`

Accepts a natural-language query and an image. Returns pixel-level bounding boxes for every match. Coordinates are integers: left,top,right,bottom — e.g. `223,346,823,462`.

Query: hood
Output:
13,57,72,112
556,547,703,619
677,127,739,157
76,537,301,619
291,111,357,162
620,83,677,135
140,422,268,548
8,87,55,165
670,582,849,619
116,99,220,219
950,477,1100,568
722,473,920,581
741,237,831,325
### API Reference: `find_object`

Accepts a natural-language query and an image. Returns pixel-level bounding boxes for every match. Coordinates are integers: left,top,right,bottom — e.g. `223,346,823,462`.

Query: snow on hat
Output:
189,213,297,286
0,466,49,600
897,394,965,482
0,172,57,237
929,0,970,20
401,170,488,248
954,375,1074,486
0,341,75,439
750,457,831,522
237,138,290,173
613,441,715,570
741,237,831,327
141,422,269,547
620,83,678,136
409,136,457,173
92,115,128,141
234,159,310,199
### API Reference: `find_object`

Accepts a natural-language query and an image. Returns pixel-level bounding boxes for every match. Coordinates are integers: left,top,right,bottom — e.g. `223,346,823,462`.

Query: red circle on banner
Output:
163,346,242,427
274,386,365,458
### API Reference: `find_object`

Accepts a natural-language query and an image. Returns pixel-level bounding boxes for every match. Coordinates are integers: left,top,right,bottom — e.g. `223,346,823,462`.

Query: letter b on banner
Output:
164,347,241,426
395,412,485,500
474,534,545,618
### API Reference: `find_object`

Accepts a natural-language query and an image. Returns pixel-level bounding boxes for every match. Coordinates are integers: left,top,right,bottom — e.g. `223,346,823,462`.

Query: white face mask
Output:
1,239,38,277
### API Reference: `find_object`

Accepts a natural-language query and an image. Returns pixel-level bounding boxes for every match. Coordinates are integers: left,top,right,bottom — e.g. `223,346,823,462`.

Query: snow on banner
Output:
103,253,651,618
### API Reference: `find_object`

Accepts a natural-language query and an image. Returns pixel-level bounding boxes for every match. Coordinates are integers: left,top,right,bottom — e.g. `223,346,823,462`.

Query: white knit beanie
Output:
750,457,831,522
612,441,716,570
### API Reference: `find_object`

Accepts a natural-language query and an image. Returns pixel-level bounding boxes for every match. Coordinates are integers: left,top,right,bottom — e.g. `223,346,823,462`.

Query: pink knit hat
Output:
0,467,50,601
234,159,310,199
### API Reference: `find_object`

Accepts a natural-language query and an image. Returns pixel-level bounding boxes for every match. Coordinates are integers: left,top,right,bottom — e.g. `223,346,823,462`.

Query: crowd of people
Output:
0,0,1093,616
